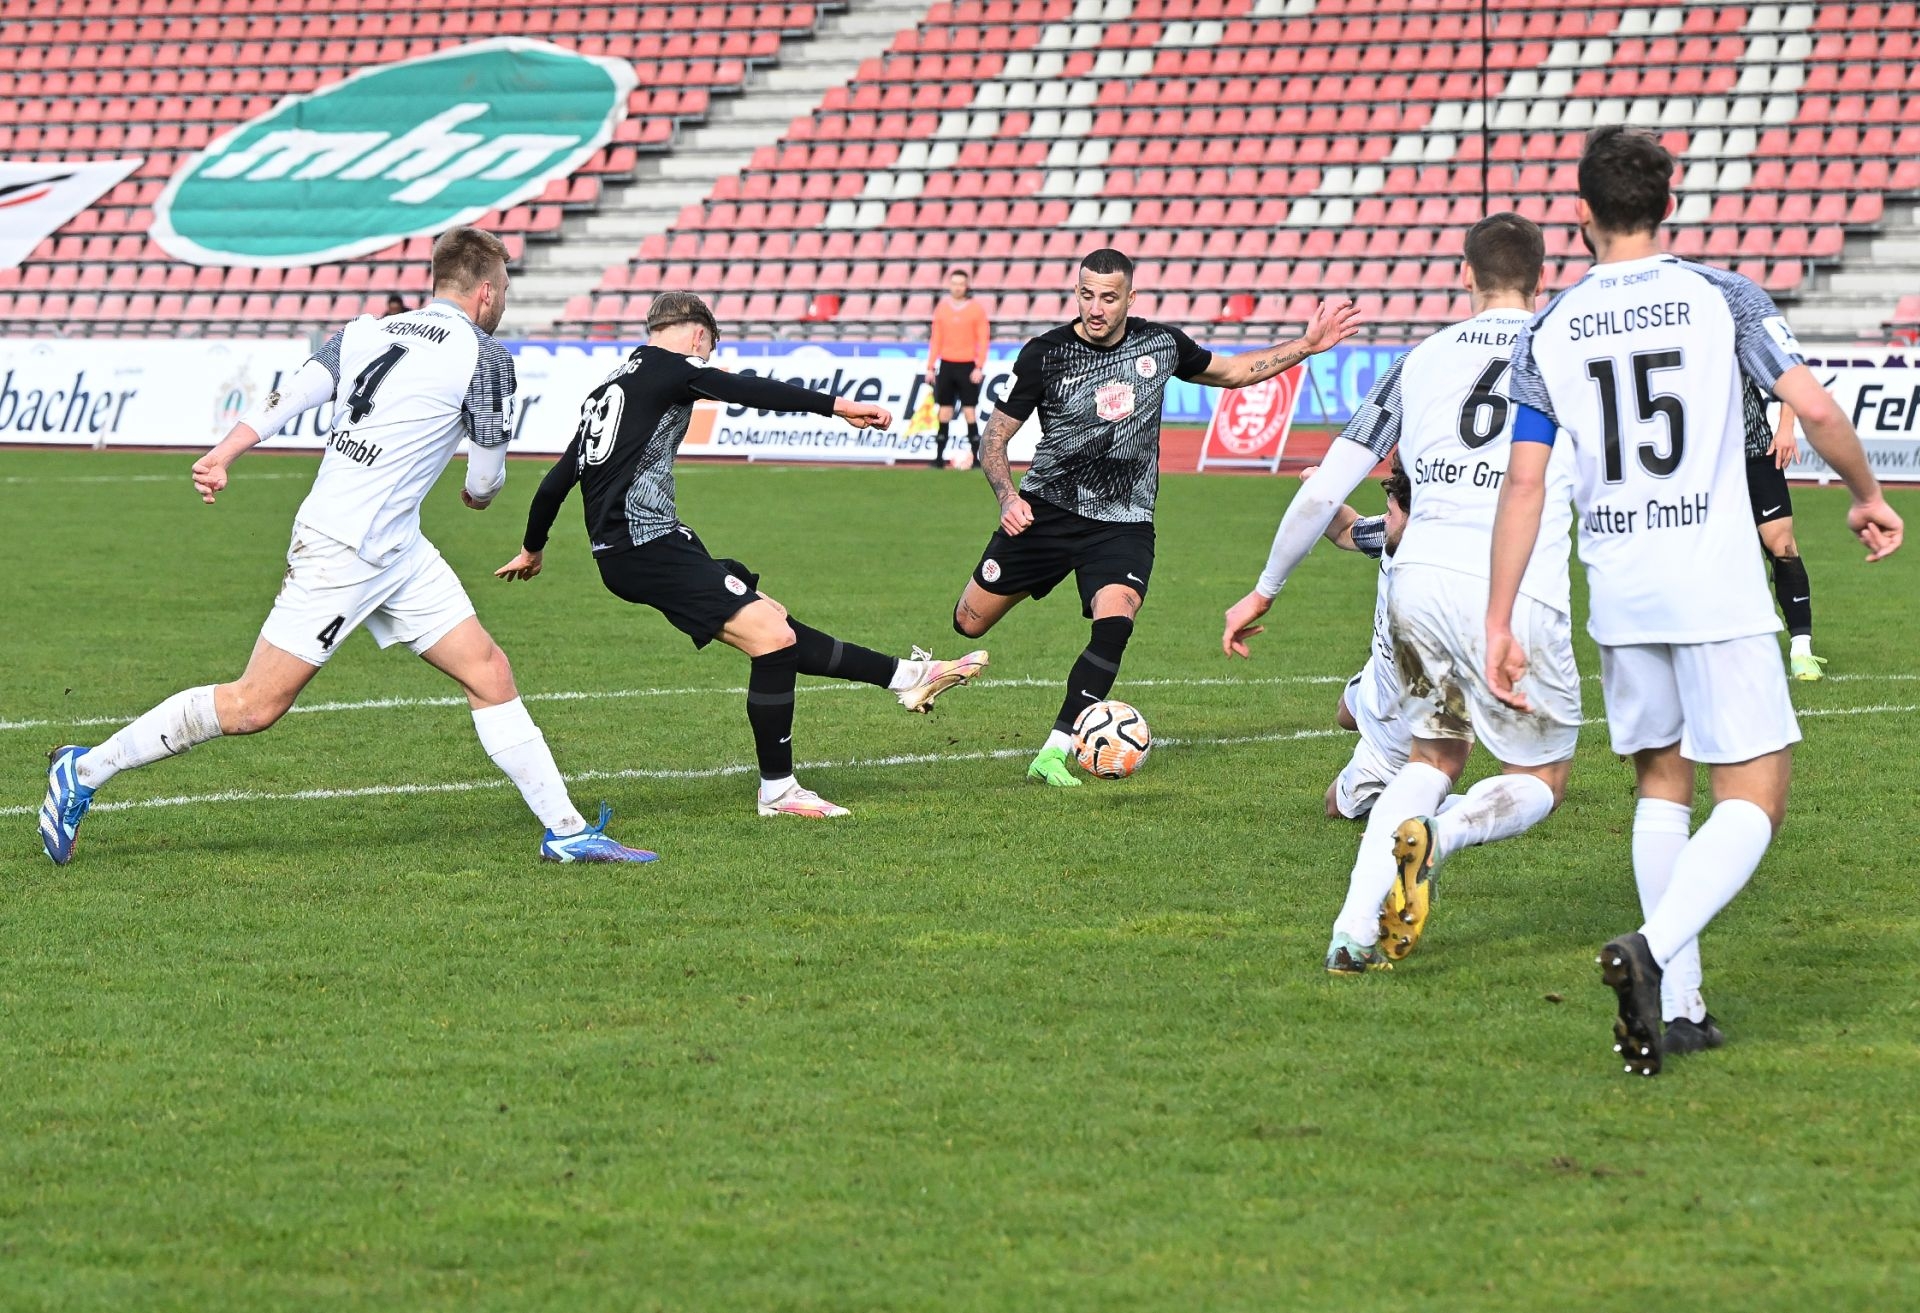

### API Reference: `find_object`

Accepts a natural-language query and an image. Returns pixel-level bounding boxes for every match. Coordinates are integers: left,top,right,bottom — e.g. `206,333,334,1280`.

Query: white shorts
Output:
1332,667,1412,819
1388,563,1582,768
259,524,476,667
1599,634,1801,763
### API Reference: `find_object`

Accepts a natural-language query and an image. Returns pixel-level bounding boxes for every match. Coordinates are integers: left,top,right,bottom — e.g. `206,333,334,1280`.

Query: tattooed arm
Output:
978,407,1033,535
1191,297,1365,390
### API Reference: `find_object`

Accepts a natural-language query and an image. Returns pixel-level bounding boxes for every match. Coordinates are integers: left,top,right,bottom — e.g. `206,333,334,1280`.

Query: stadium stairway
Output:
503,0,929,334
1786,201,1920,341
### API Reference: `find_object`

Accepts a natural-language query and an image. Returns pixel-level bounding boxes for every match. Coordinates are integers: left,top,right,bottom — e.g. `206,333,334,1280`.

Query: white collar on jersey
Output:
425,297,472,321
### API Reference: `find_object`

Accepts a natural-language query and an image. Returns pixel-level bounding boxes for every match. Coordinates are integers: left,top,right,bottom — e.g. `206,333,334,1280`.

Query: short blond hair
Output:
431,226,509,294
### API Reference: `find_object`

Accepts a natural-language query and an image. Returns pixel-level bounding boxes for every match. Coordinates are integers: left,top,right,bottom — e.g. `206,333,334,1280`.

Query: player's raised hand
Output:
493,549,544,581
191,454,229,504
1848,495,1904,562
998,493,1034,537
834,399,892,430
1222,590,1272,658
1485,624,1535,712
1301,297,1365,354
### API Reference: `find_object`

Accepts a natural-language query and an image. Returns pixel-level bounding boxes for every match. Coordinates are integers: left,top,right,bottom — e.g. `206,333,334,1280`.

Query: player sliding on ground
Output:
956,247,1363,786
494,292,988,819
1318,463,1414,820
37,228,656,866
1488,126,1903,1075
1223,214,1582,973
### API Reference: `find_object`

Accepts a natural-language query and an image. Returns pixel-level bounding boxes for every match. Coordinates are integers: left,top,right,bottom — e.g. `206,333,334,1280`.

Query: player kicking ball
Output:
1489,127,1902,1075
38,228,655,865
956,248,1363,786
494,292,987,818
1224,214,1583,973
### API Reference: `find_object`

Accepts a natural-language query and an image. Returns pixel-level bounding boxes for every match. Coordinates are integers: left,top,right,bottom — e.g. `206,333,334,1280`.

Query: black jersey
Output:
1741,376,1775,459
522,345,834,555
997,318,1212,523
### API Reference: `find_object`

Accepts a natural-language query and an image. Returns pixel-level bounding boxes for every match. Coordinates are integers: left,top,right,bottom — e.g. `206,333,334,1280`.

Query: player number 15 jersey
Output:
1509,255,1803,646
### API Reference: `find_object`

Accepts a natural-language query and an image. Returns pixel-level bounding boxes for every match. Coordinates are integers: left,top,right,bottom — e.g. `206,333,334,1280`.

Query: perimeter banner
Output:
1783,350,1920,482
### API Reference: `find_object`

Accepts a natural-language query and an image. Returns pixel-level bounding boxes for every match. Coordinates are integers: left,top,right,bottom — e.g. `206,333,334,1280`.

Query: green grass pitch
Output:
3,447,1918,1311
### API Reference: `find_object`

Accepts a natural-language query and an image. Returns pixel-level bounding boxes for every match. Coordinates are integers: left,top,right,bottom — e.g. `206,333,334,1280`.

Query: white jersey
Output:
1340,309,1575,614
293,300,515,566
1345,514,1402,729
1509,255,1802,645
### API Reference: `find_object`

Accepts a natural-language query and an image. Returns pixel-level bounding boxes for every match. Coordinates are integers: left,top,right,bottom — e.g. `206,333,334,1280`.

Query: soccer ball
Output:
1072,699,1151,778
950,445,975,471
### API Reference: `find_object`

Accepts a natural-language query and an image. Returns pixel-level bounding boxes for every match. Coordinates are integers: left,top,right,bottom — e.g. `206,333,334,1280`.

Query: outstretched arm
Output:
1772,365,1902,561
497,437,582,581
977,407,1033,535
193,339,342,503
1191,298,1365,390
690,368,890,428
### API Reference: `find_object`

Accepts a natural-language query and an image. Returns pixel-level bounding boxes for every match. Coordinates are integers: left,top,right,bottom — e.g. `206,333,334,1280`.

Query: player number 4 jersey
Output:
1509,255,1803,646
1341,309,1576,614
293,301,514,566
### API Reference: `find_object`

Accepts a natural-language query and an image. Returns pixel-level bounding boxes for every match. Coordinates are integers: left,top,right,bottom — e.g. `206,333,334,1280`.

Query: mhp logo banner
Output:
154,39,632,267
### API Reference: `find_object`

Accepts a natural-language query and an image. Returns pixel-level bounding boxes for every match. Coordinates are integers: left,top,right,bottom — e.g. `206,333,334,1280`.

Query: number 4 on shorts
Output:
317,615,345,651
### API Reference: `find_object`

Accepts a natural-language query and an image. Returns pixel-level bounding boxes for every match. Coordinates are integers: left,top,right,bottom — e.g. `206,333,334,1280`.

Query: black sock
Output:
787,619,897,687
967,418,981,454
1053,616,1133,734
1769,552,1813,637
747,645,799,780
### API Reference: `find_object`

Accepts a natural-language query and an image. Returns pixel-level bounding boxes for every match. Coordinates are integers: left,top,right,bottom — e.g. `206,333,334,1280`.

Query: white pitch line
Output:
0,672,1351,733
0,472,309,485
0,726,1349,818
2,669,1912,735
4,703,1916,822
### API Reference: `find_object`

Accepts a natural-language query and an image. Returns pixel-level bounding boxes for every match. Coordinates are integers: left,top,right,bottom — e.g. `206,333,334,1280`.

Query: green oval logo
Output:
153,39,632,267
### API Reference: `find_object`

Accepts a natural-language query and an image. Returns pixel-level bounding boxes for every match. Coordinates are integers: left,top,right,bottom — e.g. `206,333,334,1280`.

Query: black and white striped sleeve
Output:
309,330,344,388
463,334,516,449
1692,262,1806,396
1338,356,1404,459
1348,513,1389,559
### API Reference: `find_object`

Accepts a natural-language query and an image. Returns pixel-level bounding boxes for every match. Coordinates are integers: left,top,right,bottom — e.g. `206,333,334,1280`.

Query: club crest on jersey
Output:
1135,355,1157,379
980,558,1002,583
1096,382,1136,422
724,574,748,596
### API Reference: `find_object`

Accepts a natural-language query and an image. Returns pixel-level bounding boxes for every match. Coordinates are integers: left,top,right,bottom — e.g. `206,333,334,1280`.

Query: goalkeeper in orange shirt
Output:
924,268,991,468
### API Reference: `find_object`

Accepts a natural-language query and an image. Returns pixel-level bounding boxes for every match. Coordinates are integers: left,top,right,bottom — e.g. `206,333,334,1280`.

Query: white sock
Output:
1633,797,1703,1022
1332,761,1452,943
1789,633,1813,658
472,698,586,835
1436,793,1465,816
888,659,922,692
1641,799,1773,967
759,773,797,803
77,685,222,788
1043,728,1073,754
1430,773,1556,865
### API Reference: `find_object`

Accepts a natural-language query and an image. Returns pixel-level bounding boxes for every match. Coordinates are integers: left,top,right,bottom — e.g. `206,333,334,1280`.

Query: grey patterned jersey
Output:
1349,513,1389,559
1741,377,1775,458
997,318,1214,522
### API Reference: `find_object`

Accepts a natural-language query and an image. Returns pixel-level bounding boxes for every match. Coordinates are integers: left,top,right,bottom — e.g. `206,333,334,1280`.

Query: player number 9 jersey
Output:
1508,255,1804,646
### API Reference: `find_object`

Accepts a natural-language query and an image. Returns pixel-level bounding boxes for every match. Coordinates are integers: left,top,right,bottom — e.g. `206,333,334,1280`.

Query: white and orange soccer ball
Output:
1072,699,1151,778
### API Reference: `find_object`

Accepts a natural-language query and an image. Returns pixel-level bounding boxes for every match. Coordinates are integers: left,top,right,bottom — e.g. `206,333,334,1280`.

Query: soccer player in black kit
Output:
953,248,1364,786
496,293,989,818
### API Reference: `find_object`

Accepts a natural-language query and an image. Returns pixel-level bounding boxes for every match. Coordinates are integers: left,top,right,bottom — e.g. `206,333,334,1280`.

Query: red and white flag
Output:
0,159,142,269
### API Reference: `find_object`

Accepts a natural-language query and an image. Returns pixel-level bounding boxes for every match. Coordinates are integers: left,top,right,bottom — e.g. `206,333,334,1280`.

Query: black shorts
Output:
971,496,1154,617
933,359,982,409
596,524,761,647
1746,452,1794,526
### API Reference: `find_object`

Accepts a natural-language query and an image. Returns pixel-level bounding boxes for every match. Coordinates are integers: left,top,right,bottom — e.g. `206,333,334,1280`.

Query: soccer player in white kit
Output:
38,228,655,865
1322,467,1412,821
1223,214,1581,973
1488,127,1903,1075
